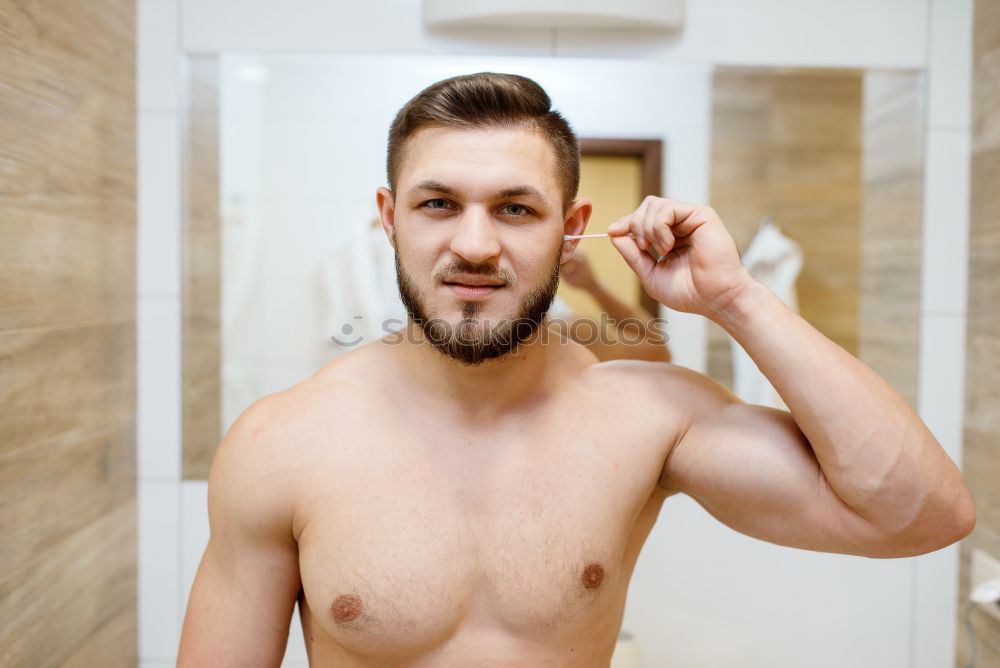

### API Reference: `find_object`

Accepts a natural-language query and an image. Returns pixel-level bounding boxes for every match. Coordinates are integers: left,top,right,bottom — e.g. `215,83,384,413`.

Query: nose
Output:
448,207,502,265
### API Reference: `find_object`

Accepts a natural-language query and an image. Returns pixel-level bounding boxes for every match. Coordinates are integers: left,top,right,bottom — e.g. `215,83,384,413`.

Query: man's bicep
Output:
179,533,300,666
660,385,891,557
178,399,302,666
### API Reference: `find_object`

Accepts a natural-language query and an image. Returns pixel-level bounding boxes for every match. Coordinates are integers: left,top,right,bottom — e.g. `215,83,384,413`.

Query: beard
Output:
394,244,562,366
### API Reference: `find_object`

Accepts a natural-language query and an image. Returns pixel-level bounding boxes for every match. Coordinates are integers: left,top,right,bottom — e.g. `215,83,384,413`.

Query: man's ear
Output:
375,186,397,248
561,197,593,263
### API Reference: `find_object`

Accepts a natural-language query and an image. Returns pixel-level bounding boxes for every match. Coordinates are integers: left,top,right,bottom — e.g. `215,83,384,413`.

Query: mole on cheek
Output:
581,562,606,589
331,594,364,623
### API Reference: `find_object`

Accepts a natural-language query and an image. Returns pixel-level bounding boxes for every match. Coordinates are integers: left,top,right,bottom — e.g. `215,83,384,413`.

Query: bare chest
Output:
294,410,672,660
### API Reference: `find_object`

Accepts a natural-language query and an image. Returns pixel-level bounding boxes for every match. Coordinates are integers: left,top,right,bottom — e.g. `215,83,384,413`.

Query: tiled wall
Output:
958,0,1000,664
136,0,183,663
914,1,975,666
0,0,137,664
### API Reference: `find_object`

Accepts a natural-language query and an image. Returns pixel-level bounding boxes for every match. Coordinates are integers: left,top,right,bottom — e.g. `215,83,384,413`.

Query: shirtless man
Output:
177,72,976,667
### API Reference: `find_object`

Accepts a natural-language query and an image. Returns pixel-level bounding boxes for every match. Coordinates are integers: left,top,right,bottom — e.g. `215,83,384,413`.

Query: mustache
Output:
434,261,514,284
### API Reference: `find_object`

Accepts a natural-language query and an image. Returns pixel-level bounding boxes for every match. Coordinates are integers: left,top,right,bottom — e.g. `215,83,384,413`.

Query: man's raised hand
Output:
607,196,753,318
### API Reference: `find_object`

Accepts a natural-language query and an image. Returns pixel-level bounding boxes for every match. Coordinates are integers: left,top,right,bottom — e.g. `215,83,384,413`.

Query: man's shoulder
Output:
206,390,306,536
584,359,739,416
313,336,395,390
208,373,372,532
584,357,680,388
235,369,375,448
215,350,382,469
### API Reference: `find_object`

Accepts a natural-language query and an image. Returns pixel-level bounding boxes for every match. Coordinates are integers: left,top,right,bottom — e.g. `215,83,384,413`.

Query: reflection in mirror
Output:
178,55,934,666
707,66,923,410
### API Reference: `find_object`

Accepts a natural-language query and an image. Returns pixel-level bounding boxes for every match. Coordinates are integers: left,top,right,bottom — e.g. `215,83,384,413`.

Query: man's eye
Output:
423,199,452,210
503,204,532,217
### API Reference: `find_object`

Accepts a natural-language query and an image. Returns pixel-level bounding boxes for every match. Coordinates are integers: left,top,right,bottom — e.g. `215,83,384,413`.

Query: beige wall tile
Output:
0,0,137,663
958,0,1000,663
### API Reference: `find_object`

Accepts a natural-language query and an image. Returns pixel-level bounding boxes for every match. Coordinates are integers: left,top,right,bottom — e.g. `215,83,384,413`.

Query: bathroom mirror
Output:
179,53,927,666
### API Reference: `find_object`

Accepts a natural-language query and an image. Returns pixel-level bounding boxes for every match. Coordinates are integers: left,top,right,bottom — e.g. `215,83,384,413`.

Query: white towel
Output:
729,220,803,410
321,223,407,352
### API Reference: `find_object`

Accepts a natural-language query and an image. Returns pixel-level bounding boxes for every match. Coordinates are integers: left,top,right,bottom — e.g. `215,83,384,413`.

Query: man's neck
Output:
386,318,559,422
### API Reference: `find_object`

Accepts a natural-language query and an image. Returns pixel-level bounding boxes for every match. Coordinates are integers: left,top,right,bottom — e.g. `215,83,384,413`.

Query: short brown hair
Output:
386,72,580,214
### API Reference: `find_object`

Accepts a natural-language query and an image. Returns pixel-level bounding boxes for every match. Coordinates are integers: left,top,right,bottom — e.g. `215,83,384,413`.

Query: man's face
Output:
376,126,591,365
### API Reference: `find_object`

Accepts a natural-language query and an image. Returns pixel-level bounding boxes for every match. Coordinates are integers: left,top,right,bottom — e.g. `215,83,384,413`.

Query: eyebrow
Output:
412,179,548,202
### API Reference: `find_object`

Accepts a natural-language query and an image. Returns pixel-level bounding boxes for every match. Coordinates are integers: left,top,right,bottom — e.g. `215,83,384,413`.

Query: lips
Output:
444,282,503,288
444,282,504,299
443,278,505,287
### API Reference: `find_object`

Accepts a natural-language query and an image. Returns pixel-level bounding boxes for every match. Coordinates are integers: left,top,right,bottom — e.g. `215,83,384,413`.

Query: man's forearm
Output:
589,283,671,361
588,282,654,329
712,279,974,546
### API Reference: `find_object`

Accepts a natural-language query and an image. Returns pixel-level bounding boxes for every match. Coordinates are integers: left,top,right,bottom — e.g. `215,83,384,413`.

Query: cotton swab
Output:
564,232,636,240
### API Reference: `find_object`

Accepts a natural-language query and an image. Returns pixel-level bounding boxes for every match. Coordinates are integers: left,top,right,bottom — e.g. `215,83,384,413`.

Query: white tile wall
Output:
179,482,209,620
913,313,967,665
913,544,962,668
138,481,181,660
137,296,181,480
284,613,310,666
138,0,181,112
138,113,181,298
926,0,973,130
180,0,552,56
921,130,972,316
537,0,928,67
918,314,968,466
138,0,184,664
910,1,974,666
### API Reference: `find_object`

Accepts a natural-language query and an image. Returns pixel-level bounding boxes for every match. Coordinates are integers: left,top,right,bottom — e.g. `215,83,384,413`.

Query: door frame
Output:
578,138,664,318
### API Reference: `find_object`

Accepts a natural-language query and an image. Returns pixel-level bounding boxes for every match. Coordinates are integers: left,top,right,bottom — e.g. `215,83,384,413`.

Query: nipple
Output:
331,594,364,623
581,562,606,590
